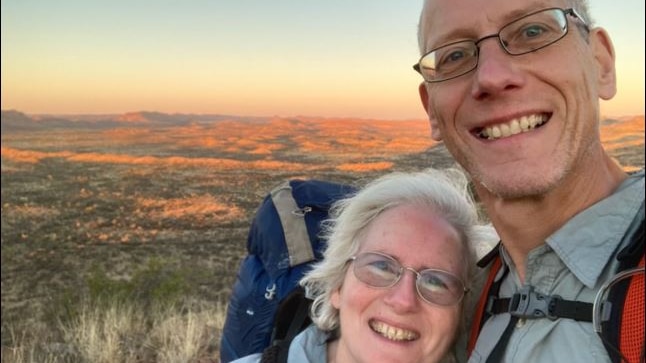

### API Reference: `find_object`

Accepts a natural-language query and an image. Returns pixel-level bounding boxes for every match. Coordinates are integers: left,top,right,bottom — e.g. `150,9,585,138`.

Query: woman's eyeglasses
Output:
349,251,467,306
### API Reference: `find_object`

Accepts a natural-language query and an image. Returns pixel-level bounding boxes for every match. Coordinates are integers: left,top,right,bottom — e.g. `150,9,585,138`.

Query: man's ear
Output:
590,28,616,100
418,82,443,141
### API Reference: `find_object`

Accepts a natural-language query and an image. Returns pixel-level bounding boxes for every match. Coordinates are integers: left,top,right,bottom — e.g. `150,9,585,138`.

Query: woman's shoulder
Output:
287,324,329,363
228,352,262,363
227,325,327,363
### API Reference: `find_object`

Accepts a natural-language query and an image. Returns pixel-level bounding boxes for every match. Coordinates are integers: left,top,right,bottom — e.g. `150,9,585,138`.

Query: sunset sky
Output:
2,1,644,120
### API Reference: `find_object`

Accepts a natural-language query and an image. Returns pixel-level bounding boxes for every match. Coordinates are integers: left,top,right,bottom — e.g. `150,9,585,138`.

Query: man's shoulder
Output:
617,168,645,219
627,168,645,179
605,167,644,209
625,168,645,188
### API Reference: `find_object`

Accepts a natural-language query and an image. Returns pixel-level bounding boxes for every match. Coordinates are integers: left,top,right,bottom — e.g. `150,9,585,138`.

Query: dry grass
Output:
3,299,225,363
1,114,643,363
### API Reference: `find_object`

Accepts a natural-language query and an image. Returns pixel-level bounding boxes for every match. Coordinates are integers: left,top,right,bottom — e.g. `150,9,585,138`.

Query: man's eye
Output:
522,25,546,38
439,49,467,66
446,50,466,62
435,46,474,72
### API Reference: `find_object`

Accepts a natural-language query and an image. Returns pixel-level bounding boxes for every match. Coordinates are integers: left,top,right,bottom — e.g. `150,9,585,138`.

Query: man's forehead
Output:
420,0,568,46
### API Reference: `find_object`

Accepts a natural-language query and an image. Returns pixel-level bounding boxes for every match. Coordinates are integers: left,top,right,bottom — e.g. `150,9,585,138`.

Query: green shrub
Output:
85,257,194,309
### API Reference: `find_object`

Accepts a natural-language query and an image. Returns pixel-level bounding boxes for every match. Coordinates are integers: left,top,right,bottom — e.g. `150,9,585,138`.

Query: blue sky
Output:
1,0,643,119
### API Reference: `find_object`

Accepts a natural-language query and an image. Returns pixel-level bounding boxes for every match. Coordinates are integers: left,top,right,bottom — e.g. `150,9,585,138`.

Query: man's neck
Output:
476,154,627,283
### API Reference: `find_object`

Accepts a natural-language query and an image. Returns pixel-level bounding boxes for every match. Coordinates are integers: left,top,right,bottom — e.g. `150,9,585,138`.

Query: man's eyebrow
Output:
427,27,473,50
501,1,553,22
424,1,552,51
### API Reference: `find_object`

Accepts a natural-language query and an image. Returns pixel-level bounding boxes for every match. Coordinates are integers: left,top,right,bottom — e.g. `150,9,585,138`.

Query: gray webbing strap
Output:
270,181,314,267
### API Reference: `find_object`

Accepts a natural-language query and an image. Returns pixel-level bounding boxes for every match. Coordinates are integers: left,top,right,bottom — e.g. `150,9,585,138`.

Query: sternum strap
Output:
487,285,593,322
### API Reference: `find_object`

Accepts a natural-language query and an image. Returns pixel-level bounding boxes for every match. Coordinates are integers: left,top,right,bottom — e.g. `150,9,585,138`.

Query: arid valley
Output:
1,110,644,361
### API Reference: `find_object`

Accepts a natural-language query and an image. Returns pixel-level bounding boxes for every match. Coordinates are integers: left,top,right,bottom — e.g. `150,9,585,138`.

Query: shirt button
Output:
516,318,526,328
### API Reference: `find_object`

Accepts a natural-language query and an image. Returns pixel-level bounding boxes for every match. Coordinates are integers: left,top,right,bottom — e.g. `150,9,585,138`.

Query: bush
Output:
2,258,225,363
86,258,194,309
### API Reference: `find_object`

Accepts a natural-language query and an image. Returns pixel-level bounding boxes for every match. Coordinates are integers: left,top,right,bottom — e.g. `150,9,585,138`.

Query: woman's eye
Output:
367,260,398,276
420,274,449,292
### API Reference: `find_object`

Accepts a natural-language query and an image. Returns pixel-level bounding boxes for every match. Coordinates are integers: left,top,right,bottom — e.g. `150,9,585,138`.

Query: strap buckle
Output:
592,266,645,333
509,285,561,320
264,283,277,300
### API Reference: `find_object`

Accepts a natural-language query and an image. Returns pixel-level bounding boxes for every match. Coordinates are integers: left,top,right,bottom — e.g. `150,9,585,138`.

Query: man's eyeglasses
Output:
413,7,590,83
349,251,467,306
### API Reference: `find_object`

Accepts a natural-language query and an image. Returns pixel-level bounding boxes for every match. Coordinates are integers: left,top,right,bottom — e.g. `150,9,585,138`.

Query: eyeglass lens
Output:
417,8,572,82
351,252,465,306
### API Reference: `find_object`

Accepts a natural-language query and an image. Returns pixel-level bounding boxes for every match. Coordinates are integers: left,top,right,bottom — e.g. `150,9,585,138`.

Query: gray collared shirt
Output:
469,170,645,363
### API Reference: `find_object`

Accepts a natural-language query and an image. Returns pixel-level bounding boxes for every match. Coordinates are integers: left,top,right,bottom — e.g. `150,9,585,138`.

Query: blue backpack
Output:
220,179,356,362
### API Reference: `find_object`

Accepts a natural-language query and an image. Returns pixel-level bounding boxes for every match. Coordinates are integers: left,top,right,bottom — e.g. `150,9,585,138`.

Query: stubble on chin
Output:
471,166,568,200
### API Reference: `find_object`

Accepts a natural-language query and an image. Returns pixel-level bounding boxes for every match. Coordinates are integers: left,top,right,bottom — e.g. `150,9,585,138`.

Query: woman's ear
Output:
419,82,443,141
330,286,341,309
590,27,617,100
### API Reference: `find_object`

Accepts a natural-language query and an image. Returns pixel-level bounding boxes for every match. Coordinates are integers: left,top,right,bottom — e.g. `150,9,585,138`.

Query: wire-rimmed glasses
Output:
413,8,589,83
349,251,467,306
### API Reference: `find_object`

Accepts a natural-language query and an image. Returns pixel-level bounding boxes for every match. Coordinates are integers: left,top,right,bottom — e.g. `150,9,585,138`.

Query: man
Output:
415,1,644,362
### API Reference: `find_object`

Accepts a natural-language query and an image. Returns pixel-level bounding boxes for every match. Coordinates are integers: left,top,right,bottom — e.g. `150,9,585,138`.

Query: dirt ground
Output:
1,115,643,344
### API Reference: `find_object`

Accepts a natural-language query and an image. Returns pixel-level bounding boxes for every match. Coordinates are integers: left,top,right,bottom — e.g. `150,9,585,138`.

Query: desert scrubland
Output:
1,111,643,362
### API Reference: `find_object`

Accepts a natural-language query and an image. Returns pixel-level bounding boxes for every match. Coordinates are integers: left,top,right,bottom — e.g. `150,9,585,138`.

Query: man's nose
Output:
471,38,524,99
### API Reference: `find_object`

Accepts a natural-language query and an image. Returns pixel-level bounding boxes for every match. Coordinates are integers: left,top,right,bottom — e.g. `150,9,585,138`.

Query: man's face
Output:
418,0,616,198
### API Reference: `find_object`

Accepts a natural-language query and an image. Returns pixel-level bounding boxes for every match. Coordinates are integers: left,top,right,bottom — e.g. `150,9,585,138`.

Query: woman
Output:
232,168,497,363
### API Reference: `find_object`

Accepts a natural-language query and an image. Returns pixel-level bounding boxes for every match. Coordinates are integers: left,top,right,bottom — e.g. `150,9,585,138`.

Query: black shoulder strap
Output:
467,243,502,356
482,260,515,363
468,247,526,363
616,216,645,268
260,287,312,363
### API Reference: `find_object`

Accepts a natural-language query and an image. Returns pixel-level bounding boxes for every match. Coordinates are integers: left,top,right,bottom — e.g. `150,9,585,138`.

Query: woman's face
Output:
330,203,465,363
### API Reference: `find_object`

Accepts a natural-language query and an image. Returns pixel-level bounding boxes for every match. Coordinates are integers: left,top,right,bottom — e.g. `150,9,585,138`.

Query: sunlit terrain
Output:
1,110,643,360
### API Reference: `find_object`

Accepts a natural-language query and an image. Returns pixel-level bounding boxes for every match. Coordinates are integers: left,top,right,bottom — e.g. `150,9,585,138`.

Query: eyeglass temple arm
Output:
566,8,590,33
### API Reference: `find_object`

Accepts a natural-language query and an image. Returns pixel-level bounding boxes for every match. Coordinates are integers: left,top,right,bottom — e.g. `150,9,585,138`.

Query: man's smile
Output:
474,113,550,140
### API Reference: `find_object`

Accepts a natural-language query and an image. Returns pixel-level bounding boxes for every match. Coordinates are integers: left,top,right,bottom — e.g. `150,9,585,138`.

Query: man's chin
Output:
473,170,559,200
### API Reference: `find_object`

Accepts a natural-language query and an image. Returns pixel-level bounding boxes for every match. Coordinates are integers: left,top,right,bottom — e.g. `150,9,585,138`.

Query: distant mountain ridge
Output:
0,110,268,132
1,109,644,134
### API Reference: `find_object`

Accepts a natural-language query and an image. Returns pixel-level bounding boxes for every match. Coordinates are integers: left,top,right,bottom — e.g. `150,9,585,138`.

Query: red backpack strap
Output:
468,253,502,355
619,255,644,363
596,217,645,363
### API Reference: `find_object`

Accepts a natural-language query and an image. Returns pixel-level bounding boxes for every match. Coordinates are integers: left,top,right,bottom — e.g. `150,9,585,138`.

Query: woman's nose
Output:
382,269,420,312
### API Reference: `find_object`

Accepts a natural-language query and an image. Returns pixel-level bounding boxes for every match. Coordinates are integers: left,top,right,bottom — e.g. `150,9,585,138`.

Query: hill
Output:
0,110,643,361
0,110,267,133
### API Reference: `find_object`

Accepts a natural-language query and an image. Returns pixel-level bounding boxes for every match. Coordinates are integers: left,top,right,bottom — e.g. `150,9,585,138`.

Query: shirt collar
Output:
546,170,645,288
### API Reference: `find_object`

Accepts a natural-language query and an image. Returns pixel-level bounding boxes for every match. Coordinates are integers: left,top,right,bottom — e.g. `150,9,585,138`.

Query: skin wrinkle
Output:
433,15,597,198
417,0,624,282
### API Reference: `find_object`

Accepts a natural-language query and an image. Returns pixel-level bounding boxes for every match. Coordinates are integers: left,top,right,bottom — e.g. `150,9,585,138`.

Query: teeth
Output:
370,321,418,341
509,120,521,135
499,123,510,137
480,114,547,140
